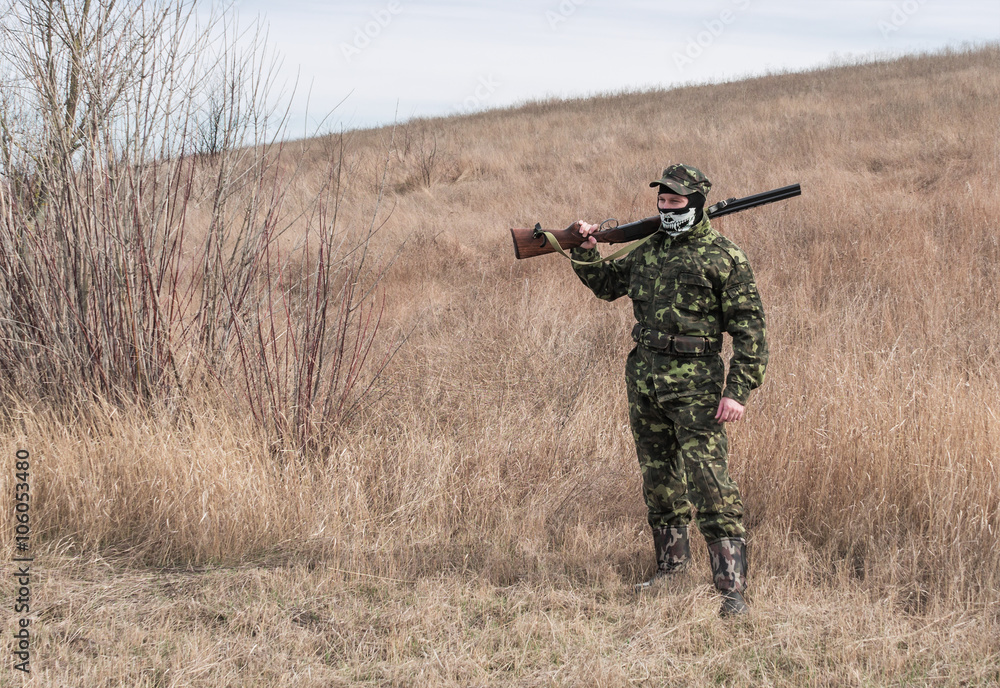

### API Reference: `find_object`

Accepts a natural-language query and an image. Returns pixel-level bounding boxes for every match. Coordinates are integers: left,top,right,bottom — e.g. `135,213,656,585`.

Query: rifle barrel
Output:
708,183,801,219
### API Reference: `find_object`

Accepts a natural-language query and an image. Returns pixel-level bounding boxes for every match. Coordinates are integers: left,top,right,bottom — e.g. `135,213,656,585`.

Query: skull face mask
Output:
659,207,697,236
657,188,707,237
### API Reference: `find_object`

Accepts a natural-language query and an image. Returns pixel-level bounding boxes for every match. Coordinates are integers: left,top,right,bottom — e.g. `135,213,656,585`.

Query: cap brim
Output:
649,179,697,195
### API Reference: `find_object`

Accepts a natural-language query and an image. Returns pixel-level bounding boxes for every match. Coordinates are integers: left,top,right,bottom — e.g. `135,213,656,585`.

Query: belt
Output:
631,324,721,356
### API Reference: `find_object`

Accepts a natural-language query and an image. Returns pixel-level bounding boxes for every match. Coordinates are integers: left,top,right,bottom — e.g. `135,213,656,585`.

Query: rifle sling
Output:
538,229,657,266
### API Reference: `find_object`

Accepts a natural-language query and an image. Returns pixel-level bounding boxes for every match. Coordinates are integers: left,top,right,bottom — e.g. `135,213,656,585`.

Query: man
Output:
570,164,767,616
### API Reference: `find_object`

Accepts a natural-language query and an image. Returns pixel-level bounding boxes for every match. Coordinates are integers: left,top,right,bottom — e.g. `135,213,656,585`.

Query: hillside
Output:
3,45,1000,686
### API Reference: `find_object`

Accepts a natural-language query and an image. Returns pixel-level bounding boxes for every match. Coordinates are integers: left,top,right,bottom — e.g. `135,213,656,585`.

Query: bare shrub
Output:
392,121,451,192
0,0,395,450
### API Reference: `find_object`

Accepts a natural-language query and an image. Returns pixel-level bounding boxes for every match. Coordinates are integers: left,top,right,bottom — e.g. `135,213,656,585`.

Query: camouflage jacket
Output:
571,216,767,405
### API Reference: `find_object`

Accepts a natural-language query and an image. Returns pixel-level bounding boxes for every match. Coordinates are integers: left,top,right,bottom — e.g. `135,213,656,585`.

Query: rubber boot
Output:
635,525,691,591
707,537,749,616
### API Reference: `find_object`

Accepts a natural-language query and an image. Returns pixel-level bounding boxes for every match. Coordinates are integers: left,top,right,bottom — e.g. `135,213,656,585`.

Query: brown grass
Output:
2,45,1000,686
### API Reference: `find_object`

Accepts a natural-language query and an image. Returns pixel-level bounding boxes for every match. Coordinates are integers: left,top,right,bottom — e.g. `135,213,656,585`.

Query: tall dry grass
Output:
2,44,999,633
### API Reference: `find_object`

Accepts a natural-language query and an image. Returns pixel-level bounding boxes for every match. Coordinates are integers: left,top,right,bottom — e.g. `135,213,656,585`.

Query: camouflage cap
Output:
649,163,712,196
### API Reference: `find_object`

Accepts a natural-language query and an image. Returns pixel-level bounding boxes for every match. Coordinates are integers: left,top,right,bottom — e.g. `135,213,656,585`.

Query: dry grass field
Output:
3,45,1000,686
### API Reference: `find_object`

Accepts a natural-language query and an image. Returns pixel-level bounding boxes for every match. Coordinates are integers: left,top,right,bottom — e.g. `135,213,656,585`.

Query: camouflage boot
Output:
707,538,749,616
635,525,691,591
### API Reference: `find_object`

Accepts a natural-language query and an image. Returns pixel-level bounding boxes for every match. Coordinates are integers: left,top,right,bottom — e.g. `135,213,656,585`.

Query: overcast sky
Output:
228,0,1000,135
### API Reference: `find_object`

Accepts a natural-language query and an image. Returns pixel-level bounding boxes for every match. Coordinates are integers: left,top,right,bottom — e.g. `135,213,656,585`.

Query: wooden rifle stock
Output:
510,183,801,260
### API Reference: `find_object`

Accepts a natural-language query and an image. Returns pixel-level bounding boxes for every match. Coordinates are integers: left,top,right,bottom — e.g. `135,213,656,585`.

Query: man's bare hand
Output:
715,397,745,423
576,220,599,249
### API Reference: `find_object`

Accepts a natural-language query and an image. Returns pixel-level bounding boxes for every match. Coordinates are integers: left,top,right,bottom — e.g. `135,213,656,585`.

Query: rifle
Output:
510,183,801,260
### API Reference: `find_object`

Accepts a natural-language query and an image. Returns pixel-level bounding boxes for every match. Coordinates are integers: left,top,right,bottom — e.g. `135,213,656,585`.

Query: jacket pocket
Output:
675,272,715,314
628,267,658,301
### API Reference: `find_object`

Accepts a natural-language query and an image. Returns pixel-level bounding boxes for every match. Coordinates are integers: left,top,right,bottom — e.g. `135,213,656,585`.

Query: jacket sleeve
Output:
720,255,768,405
569,247,631,301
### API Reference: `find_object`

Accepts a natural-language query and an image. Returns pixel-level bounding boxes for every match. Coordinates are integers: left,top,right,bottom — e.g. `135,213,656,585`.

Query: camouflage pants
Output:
626,349,745,542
